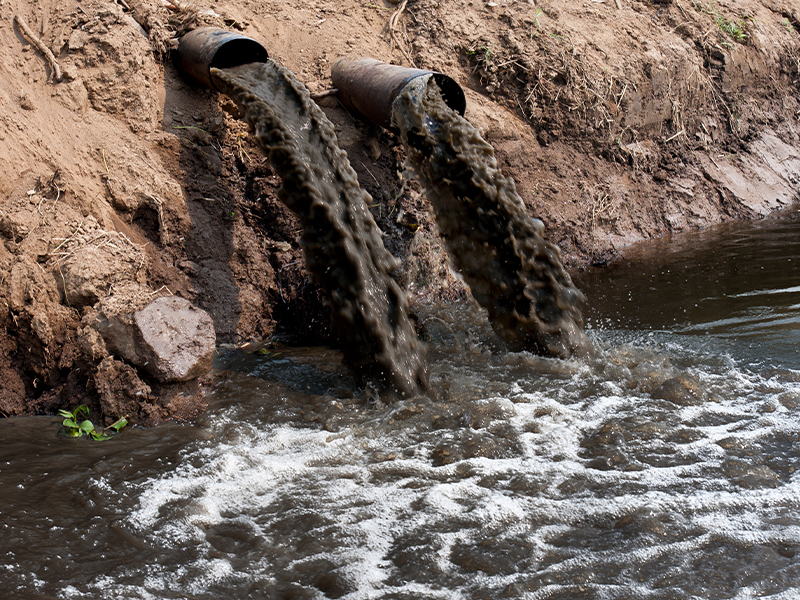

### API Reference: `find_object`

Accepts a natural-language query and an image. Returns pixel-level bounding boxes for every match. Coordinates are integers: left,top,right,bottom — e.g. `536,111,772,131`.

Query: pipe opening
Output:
330,57,466,130
431,73,467,118
176,27,268,91
209,39,268,70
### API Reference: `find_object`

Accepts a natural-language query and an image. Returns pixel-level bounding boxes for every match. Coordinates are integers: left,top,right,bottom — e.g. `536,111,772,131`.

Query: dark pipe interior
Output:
431,73,467,118
175,28,269,91
211,39,269,70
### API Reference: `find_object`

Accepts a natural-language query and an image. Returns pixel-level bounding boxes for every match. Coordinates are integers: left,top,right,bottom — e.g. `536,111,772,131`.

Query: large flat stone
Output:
134,297,216,382
95,296,215,382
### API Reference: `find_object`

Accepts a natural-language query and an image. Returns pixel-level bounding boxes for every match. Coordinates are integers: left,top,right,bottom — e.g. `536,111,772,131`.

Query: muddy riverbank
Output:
0,0,798,421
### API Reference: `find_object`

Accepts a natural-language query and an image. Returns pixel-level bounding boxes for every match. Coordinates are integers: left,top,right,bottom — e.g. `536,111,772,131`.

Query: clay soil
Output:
0,0,798,422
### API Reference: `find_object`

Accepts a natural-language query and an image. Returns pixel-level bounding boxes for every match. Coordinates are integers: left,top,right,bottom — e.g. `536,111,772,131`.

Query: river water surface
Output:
2,208,800,599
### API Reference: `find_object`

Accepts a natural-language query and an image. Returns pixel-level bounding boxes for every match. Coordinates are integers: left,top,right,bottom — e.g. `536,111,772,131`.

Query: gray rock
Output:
95,296,215,382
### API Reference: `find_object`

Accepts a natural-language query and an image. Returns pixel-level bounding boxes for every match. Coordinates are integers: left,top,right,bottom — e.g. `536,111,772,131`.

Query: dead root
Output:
388,0,416,67
125,0,195,57
13,15,62,82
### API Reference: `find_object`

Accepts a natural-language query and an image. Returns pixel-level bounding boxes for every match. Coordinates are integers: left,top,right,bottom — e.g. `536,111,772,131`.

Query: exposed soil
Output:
0,0,798,421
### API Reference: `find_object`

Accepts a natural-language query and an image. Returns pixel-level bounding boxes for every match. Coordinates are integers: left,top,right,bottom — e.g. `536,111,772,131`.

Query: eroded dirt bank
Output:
0,0,798,422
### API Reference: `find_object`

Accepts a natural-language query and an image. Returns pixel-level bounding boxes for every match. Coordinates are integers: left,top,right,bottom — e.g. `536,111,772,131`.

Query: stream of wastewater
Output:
2,207,799,599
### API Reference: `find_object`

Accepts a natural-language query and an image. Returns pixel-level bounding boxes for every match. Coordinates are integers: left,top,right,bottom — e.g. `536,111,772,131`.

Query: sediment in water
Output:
393,77,593,358
211,61,428,397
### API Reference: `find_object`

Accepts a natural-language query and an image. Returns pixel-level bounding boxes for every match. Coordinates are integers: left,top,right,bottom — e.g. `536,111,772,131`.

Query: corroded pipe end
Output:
176,27,268,91
331,57,466,130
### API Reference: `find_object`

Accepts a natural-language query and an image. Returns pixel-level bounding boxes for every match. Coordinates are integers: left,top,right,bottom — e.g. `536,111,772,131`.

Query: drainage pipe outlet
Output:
176,27,269,91
331,57,466,130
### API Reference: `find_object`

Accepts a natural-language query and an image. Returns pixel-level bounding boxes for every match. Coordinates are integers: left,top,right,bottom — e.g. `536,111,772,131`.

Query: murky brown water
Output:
393,76,592,359
211,61,427,397
576,207,800,370
2,208,799,599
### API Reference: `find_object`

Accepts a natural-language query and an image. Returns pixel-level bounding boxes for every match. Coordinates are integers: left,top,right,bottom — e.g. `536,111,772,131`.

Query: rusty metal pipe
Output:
175,27,268,91
331,57,466,130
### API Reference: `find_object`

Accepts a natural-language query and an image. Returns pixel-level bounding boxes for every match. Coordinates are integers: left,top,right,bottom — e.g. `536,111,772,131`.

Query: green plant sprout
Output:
690,0,712,14
717,15,747,42
691,1,748,43
256,347,282,358
58,405,127,441
530,8,543,38
464,43,495,61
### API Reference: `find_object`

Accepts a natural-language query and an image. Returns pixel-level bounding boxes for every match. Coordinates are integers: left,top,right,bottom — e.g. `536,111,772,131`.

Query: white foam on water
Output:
89,332,800,599
729,286,800,298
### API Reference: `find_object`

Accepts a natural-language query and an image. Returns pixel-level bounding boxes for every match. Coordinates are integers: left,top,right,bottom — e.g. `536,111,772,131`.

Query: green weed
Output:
530,8,543,38
256,347,282,358
464,43,495,62
691,0,749,43
717,15,747,42
690,0,713,15
59,405,128,441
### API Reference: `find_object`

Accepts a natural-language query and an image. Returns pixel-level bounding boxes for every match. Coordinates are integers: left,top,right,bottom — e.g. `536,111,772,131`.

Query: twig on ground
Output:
236,134,251,163
360,162,381,185
665,129,685,142
14,15,62,82
145,194,170,245
310,88,339,100
50,219,86,256
59,264,70,306
616,82,628,108
148,285,174,297
388,0,416,67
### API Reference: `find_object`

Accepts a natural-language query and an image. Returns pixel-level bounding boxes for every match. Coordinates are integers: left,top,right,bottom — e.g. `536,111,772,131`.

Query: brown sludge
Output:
211,61,428,398
393,77,593,359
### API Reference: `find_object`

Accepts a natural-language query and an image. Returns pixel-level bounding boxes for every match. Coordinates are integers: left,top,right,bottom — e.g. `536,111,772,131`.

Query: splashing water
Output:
3,51,798,599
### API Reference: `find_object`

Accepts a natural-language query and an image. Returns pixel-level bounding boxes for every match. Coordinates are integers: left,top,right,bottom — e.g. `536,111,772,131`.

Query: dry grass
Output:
582,183,616,257
50,220,146,269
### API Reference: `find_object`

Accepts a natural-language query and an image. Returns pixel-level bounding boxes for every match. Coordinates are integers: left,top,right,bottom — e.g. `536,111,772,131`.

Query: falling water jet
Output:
176,30,429,398
332,58,593,359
